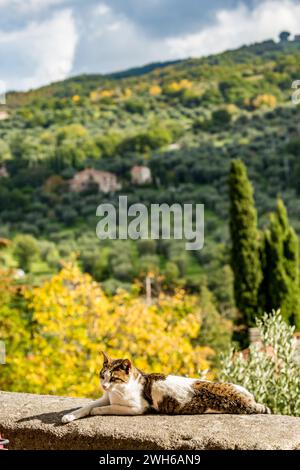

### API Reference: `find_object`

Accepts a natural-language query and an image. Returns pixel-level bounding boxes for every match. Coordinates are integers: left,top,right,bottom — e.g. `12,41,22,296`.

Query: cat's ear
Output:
101,351,109,365
122,359,132,373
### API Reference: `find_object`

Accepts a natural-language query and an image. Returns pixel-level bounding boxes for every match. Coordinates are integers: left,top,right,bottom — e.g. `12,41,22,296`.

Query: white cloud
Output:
75,0,300,77
94,3,110,16
0,0,65,12
166,0,300,58
107,21,121,31
2,0,300,91
74,10,169,75
0,9,78,91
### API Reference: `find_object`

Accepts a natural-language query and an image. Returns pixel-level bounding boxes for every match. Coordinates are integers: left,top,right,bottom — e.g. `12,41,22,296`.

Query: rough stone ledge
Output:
1,391,300,450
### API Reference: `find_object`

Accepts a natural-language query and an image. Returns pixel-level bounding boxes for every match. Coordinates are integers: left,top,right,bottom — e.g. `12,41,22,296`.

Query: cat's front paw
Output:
61,413,76,423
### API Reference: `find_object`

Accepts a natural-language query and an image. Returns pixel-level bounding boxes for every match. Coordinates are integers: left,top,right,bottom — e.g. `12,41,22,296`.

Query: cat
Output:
62,352,270,423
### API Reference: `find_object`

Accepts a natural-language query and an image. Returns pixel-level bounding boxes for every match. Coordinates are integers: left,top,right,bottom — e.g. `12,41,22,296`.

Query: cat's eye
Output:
100,371,105,379
110,376,121,382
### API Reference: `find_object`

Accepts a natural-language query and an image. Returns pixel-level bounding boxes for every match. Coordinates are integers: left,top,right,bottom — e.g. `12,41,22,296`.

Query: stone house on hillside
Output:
130,165,152,185
0,110,9,121
69,168,121,193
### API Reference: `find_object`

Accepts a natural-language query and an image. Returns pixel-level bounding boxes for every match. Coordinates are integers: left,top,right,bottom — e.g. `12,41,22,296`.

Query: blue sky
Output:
0,0,300,91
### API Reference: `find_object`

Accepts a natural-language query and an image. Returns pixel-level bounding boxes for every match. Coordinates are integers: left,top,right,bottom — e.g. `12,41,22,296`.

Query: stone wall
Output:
0,391,300,450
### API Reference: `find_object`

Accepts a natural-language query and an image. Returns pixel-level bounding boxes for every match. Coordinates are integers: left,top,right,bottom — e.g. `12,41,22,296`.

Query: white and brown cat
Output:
62,352,270,423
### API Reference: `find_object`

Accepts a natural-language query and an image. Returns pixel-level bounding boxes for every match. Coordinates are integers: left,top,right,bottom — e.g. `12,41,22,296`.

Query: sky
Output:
1,0,300,92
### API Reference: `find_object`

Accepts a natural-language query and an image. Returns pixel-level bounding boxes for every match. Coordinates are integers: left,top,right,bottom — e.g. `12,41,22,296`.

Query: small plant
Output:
219,310,300,416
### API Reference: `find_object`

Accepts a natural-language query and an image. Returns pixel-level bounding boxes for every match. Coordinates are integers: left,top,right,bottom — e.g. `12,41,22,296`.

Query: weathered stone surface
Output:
0,391,300,450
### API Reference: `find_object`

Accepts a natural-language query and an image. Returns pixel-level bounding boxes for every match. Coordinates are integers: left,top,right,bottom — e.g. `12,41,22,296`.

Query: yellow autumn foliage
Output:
252,94,277,108
99,89,114,99
225,104,239,115
90,89,114,103
71,95,81,103
149,85,162,96
1,264,214,397
90,90,100,103
123,88,132,99
165,79,193,94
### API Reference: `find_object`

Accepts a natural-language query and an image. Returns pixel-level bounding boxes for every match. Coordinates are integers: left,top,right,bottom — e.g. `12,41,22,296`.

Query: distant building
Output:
14,269,25,279
245,327,300,364
294,35,300,42
0,110,9,121
294,333,300,364
130,166,152,185
248,327,261,345
167,143,180,151
0,238,10,249
69,168,121,193
261,40,274,45
0,166,8,178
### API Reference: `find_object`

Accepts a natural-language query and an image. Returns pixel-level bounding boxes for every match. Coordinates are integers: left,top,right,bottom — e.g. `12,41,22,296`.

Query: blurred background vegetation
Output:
1,35,300,410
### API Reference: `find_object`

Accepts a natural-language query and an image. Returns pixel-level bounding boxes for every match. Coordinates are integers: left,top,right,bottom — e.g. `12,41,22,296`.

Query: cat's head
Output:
99,352,132,391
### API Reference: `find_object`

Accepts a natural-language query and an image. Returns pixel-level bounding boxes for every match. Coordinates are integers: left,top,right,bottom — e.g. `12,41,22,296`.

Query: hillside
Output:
1,34,300,317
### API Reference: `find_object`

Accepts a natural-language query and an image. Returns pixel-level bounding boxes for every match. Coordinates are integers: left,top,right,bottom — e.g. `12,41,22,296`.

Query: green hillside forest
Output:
1,35,300,394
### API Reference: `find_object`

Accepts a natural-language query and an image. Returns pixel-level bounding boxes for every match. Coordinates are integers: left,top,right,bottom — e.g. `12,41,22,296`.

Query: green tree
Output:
198,286,232,365
0,139,11,164
229,160,262,340
53,124,94,170
95,133,121,158
279,31,290,42
14,235,40,272
163,261,180,285
211,108,231,127
119,126,172,154
260,199,300,328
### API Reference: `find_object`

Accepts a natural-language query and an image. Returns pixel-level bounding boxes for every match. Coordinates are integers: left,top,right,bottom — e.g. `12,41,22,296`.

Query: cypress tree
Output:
229,160,262,333
260,198,300,328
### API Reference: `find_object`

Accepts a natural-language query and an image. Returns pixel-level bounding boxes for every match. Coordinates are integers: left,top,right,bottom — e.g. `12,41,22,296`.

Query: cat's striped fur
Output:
62,353,270,423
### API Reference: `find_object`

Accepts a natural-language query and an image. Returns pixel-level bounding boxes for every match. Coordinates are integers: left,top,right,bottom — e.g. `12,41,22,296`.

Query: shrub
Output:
13,234,40,272
211,109,232,127
219,310,300,416
94,133,122,158
0,139,12,163
119,127,172,154
124,98,146,114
